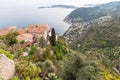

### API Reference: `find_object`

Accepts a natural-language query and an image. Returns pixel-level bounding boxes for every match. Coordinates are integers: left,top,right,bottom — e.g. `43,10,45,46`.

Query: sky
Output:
0,0,120,8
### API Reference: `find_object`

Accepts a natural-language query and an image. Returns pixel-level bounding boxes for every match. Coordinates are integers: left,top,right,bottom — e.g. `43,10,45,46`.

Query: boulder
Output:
0,54,15,80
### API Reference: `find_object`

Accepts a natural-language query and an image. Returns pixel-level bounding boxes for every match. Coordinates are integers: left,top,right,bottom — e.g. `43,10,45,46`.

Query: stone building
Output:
0,26,16,36
27,24,49,40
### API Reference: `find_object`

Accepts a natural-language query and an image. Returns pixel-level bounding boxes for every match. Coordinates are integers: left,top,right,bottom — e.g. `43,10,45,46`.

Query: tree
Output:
62,53,103,80
4,32,18,46
53,38,69,60
51,28,56,46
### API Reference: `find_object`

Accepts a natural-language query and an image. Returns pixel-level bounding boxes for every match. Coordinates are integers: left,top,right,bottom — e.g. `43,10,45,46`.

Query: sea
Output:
0,7,74,35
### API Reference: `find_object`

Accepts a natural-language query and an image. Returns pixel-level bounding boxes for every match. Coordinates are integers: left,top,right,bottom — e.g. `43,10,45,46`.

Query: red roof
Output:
0,26,16,36
28,24,49,34
17,29,25,34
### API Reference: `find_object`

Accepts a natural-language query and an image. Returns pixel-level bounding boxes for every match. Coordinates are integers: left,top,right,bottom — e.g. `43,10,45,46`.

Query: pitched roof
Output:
28,24,49,34
16,33,33,42
0,30,9,36
17,29,25,34
0,26,16,36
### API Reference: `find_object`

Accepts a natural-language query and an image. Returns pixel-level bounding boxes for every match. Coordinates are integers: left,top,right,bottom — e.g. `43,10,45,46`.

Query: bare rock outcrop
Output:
0,54,15,80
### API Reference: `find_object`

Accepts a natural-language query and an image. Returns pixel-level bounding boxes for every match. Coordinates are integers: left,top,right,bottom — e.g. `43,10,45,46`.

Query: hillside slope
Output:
64,2,120,50
64,19,120,50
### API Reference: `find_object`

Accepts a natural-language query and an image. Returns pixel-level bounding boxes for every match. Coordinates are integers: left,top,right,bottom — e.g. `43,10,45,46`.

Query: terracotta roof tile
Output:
17,29,25,34
0,26,16,36
16,33,33,42
28,24,49,34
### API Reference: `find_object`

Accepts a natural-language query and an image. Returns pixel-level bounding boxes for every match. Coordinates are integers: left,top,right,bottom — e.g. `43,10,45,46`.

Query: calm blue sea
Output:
0,7,73,35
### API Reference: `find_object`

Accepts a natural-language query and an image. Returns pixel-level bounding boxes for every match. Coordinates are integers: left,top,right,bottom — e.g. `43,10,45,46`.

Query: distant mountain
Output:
83,4,102,7
64,1,120,23
39,5,78,9
63,1,120,50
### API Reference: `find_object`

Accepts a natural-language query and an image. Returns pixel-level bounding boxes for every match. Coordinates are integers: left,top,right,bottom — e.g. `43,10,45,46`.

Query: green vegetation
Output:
0,49,13,59
102,71,120,80
39,37,47,48
1,30,118,80
62,53,103,80
40,46,56,62
39,60,57,80
50,28,56,46
4,32,18,46
97,47,120,60
1,18,120,80
67,19,120,79
79,19,120,50
53,38,69,60
11,62,41,80
64,6,120,78
29,46,37,55
46,73,59,80
2,33,70,80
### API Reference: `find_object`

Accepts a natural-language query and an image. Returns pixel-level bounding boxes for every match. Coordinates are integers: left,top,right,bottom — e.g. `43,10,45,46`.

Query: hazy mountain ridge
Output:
39,5,78,9
83,3,102,7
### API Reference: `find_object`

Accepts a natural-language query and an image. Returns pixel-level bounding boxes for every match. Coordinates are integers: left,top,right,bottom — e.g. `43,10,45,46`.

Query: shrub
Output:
40,46,56,62
39,37,47,48
38,60,57,80
9,76,20,80
97,47,120,60
4,32,18,46
53,39,69,60
29,46,37,55
41,60,57,74
101,71,120,80
62,53,103,80
0,49,13,59
16,62,41,80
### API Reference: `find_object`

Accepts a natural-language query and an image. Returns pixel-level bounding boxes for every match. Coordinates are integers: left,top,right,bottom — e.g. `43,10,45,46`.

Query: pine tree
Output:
51,28,56,46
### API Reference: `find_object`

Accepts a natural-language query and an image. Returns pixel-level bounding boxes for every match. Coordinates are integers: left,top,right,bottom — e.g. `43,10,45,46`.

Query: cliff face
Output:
63,2,120,50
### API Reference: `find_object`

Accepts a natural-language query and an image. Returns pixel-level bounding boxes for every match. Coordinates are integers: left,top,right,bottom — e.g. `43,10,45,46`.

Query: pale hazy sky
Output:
0,0,120,8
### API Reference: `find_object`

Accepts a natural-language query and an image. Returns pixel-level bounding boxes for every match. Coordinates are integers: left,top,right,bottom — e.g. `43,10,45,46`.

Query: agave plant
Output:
46,72,58,80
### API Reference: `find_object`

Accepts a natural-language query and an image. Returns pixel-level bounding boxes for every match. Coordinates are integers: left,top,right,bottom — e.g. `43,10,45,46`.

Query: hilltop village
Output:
0,23,69,80
0,24,58,47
